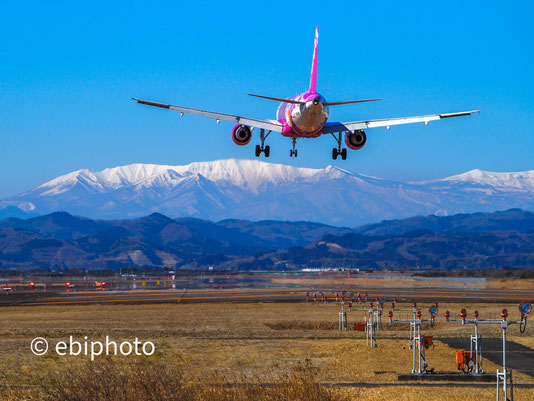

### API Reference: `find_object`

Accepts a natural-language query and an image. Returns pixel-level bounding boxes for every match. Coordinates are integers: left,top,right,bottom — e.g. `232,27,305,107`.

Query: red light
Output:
66,282,70,286
29,282,35,286
101,282,106,286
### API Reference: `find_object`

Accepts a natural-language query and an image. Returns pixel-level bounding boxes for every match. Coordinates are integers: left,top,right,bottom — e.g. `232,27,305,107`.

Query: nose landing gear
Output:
255,129,271,158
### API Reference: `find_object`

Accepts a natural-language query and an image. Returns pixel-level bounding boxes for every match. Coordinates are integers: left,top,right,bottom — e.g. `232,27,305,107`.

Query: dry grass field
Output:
0,300,533,400
271,275,534,291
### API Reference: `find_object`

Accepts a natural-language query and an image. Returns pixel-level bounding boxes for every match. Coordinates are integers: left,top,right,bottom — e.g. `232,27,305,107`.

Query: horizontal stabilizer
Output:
248,94,305,105
324,98,382,106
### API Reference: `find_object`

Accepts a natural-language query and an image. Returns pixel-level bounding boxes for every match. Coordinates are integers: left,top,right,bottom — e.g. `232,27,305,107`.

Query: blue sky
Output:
1,1,533,197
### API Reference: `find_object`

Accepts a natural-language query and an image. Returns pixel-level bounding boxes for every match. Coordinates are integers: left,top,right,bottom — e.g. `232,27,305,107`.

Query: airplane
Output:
133,26,479,160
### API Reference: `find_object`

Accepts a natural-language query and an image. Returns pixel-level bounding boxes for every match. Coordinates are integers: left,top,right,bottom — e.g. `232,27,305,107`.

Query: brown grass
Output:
271,274,534,290
0,300,533,400
1,358,346,401
264,321,338,331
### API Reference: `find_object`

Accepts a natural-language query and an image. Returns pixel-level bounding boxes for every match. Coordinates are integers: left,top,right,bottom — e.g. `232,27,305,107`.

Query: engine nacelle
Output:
345,130,367,150
232,124,252,145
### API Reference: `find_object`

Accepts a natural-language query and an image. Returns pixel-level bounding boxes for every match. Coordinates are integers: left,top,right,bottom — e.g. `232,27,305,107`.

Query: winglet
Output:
478,106,481,115
309,26,319,93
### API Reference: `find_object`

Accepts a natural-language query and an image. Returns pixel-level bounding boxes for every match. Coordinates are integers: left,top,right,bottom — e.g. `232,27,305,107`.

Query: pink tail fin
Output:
309,26,318,93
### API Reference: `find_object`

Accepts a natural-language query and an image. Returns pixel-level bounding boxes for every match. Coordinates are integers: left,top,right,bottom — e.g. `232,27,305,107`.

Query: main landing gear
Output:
330,132,347,160
290,137,298,157
332,147,347,160
255,129,271,157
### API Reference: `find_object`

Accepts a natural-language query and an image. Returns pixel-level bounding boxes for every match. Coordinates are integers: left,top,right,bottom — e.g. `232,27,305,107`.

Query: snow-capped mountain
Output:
2,159,534,226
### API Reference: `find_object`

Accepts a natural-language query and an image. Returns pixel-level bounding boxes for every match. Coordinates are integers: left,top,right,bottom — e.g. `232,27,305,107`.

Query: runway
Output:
1,285,532,306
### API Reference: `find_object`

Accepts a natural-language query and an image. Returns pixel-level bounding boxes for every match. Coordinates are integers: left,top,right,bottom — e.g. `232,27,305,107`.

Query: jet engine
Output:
231,124,252,145
345,130,367,150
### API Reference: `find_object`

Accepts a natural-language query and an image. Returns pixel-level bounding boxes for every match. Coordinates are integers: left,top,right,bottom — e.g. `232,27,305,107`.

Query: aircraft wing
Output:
322,109,479,134
133,98,284,132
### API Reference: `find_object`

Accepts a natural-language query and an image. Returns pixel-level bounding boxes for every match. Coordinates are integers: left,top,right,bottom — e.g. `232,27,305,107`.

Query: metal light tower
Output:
389,306,437,374
339,301,348,331
457,309,484,374
366,303,378,347
451,302,531,401
496,302,531,401
351,302,378,347
395,302,421,349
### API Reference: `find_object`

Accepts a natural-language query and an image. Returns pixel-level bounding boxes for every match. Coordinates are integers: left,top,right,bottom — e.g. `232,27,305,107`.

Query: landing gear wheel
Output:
290,149,293,157
294,149,298,157
341,148,347,160
332,148,338,160
258,129,272,158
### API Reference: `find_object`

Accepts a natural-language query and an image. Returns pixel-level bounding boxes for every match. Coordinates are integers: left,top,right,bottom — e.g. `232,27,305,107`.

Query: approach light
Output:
501,309,508,321
429,306,438,316
519,301,532,317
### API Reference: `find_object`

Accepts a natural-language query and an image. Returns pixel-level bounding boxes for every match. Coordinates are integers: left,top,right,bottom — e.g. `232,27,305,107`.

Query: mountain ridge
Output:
0,209,533,271
2,159,534,226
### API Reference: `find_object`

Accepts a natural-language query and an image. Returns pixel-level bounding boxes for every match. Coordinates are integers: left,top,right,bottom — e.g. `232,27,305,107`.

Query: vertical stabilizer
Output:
309,26,318,93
